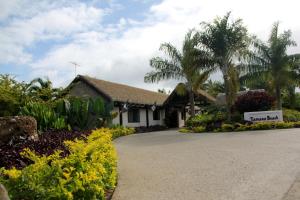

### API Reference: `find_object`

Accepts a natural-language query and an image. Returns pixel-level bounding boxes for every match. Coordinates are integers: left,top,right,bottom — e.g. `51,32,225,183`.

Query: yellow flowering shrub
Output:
110,126,135,139
0,128,117,200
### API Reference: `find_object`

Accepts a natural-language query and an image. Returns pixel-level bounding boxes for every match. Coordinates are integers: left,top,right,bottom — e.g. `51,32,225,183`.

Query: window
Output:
153,109,160,120
128,108,140,123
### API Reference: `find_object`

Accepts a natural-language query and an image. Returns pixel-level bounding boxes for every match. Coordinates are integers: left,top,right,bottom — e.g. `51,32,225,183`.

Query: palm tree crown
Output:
197,12,250,121
240,22,300,109
145,30,211,116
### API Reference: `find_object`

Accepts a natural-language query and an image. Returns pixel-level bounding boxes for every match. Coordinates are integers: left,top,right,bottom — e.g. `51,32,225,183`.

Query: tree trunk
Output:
275,84,282,110
288,86,296,109
189,88,195,117
223,74,232,122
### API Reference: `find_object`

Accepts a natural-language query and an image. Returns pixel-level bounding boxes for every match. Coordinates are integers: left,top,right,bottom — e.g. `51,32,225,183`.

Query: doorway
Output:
165,109,179,128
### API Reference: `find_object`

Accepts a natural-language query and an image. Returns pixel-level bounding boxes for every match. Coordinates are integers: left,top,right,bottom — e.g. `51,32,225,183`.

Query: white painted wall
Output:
178,111,185,128
112,107,165,127
112,107,120,125
122,109,147,127
149,109,165,126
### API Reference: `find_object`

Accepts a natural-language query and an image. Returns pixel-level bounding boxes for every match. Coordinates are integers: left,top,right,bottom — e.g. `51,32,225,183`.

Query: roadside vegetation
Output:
0,128,135,200
145,12,300,133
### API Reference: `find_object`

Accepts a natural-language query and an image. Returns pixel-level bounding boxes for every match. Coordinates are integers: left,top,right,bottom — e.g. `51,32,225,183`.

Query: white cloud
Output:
1,0,300,92
0,2,105,64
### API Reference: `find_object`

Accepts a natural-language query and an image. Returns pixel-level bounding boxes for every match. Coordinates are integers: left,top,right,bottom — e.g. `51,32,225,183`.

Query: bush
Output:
0,75,27,117
19,102,68,131
249,122,273,130
221,123,235,132
0,129,91,169
55,97,113,130
283,109,300,122
192,126,206,133
235,91,275,113
293,121,300,128
273,122,294,129
179,128,191,133
0,128,117,200
110,125,135,139
186,113,214,128
234,123,248,131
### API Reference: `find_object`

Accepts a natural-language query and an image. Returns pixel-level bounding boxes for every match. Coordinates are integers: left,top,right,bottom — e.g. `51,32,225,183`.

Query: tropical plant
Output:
0,75,28,116
203,80,225,97
240,22,300,109
19,102,68,131
27,77,62,102
197,12,250,121
145,30,212,116
234,91,275,113
55,97,112,130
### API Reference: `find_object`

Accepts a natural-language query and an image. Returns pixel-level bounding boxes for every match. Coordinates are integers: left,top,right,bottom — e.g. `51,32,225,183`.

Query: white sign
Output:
244,110,283,123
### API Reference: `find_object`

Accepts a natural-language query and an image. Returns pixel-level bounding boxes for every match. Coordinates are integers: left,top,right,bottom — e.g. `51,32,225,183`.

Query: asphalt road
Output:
112,129,300,200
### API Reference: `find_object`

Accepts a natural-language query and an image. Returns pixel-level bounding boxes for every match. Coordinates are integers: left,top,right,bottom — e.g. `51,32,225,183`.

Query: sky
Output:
0,0,300,92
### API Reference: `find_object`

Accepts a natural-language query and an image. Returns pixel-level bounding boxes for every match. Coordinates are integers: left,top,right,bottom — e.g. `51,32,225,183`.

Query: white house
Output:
68,75,215,128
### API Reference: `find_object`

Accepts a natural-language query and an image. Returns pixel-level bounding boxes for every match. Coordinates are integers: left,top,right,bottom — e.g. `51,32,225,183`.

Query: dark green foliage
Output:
234,91,275,113
203,80,225,97
55,97,112,130
240,22,300,109
283,108,300,122
27,77,63,102
145,30,213,117
186,108,227,131
198,12,250,121
0,75,28,116
19,102,68,131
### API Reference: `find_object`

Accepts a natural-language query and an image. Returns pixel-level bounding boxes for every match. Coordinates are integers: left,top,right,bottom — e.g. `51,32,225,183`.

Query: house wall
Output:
178,111,185,128
112,107,120,125
69,81,101,98
69,81,166,128
112,107,165,127
148,109,165,126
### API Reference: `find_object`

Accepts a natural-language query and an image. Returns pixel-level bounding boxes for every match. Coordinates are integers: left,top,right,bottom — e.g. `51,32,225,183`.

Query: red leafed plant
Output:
234,91,275,113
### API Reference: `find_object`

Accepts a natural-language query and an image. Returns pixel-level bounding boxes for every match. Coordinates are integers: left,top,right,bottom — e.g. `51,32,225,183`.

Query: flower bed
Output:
0,129,91,169
0,127,135,200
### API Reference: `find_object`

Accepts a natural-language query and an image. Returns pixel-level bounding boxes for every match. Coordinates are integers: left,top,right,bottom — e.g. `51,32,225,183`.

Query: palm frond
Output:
144,57,183,83
159,43,182,63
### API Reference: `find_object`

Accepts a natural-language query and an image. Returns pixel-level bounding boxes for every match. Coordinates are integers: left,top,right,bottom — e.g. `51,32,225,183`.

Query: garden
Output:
180,91,300,133
0,75,135,199
144,12,300,134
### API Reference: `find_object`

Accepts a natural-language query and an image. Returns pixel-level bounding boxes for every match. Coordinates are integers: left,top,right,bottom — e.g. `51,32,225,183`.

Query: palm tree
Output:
27,77,61,101
144,30,211,117
197,12,250,121
240,22,300,109
203,80,225,97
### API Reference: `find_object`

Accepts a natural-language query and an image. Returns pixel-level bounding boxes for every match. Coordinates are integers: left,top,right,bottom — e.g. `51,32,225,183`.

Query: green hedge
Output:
181,121,300,133
283,109,300,122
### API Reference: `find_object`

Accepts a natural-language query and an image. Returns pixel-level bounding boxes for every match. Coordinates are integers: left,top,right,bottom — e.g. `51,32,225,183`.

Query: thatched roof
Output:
163,84,216,106
72,75,169,106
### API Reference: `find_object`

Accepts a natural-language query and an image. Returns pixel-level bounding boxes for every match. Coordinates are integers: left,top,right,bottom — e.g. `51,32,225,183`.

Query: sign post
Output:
244,110,283,123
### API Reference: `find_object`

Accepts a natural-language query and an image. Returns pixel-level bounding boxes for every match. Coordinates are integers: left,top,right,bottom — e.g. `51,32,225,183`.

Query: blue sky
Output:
0,0,300,91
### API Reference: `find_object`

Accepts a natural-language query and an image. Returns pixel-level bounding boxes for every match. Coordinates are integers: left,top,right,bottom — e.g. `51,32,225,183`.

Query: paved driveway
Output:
112,129,300,200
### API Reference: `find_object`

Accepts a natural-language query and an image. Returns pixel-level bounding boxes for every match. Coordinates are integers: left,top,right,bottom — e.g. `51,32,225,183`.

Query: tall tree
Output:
197,12,250,121
0,74,28,116
144,30,211,117
240,22,300,109
27,77,62,101
203,80,225,97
